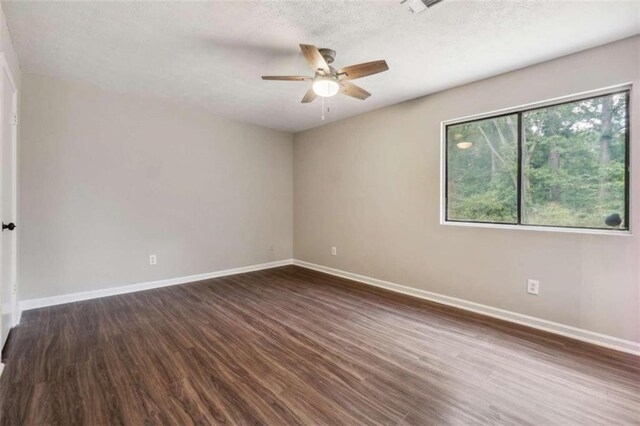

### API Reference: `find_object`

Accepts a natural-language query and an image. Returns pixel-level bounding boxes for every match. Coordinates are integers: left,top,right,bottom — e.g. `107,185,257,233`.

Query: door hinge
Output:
11,113,17,126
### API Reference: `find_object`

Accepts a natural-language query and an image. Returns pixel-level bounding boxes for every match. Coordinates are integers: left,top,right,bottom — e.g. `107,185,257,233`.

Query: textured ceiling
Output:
4,0,640,132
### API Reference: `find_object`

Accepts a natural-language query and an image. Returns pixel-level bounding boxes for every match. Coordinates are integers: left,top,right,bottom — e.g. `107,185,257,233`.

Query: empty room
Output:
0,0,639,424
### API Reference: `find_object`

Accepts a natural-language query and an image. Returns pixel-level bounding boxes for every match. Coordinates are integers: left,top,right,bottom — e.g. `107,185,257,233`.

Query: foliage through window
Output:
445,91,629,231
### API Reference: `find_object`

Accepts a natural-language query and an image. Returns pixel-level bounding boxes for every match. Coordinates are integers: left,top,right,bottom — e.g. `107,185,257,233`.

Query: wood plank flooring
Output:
1,265,639,425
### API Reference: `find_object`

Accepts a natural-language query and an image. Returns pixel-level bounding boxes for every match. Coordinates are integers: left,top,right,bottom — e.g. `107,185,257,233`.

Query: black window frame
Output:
444,89,631,232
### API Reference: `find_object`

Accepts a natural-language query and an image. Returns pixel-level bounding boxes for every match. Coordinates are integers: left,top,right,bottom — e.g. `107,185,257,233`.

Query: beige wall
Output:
19,73,293,300
293,36,640,342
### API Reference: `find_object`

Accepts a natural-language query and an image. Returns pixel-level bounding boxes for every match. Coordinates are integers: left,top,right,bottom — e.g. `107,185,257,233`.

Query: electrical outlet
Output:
149,254,157,265
268,244,274,253
331,246,337,256
527,279,539,295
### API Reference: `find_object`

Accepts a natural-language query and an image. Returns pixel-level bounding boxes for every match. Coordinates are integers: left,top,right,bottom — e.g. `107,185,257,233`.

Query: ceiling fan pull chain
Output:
321,96,325,120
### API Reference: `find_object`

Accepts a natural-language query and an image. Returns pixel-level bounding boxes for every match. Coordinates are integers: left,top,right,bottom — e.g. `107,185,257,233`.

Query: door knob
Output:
2,222,15,231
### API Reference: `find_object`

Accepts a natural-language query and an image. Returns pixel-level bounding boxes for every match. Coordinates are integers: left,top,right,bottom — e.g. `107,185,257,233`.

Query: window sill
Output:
440,220,632,236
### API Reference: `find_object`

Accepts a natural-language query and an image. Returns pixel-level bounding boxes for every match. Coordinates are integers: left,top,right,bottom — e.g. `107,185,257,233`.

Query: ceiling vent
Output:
401,0,444,14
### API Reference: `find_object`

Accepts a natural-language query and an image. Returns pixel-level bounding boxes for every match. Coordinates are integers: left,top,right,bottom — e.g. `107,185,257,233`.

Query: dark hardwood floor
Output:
1,265,639,425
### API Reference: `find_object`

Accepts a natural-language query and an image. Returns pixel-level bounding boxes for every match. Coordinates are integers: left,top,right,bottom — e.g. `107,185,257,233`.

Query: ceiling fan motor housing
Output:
318,48,336,64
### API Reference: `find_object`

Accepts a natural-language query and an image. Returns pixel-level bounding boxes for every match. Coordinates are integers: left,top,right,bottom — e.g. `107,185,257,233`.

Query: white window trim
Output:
439,83,633,237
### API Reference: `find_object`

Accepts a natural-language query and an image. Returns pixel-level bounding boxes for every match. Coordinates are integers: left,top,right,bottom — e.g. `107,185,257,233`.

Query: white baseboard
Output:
293,259,640,356
15,257,639,356
19,259,294,313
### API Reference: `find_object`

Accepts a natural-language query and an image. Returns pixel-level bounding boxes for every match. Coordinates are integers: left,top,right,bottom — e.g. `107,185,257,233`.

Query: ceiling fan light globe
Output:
312,78,339,97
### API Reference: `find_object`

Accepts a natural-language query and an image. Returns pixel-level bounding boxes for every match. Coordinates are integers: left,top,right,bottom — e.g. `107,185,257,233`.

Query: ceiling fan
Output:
262,44,389,103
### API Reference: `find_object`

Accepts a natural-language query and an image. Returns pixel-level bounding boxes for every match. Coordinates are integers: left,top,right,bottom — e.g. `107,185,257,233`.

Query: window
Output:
444,89,630,232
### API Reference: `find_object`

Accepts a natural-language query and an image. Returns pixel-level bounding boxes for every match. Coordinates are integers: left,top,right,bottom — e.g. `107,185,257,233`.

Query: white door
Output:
0,58,17,350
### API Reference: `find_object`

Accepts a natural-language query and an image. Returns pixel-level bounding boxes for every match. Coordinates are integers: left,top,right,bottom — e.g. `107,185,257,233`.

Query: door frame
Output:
0,52,18,329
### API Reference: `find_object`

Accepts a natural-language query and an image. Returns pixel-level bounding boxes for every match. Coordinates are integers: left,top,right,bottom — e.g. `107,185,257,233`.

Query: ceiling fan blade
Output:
340,81,371,100
339,60,389,80
261,76,311,81
299,44,331,75
301,87,317,103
